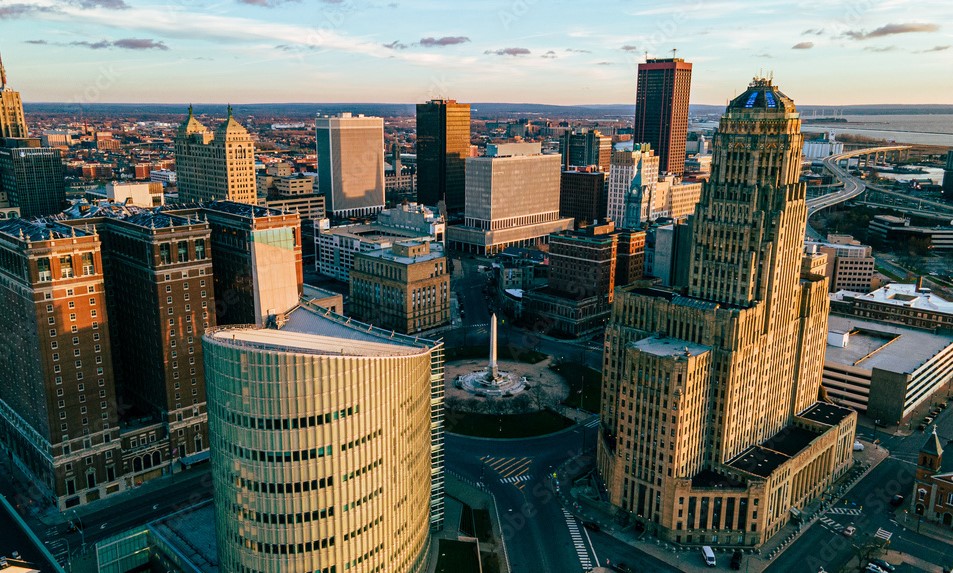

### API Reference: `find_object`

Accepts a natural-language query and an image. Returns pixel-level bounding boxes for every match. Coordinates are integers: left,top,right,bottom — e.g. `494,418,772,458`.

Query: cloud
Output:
541,50,557,59
237,0,300,6
68,38,169,50
484,47,531,56
24,39,48,44
419,36,470,47
802,28,824,36
113,38,169,50
754,52,773,59
0,4,54,18
596,61,613,66
621,44,640,52
864,45,896,52
791,41,814,50
845,22,940,40
918,45,950,53
565,48,591,54
383,40,407,50
75,0,129,8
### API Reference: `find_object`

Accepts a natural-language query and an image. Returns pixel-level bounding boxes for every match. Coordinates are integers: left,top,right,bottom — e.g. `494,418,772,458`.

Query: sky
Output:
0,0,951,106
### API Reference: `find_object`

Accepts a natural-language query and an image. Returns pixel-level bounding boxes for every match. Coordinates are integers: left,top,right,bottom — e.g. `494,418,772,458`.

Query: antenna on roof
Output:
671,47,677,59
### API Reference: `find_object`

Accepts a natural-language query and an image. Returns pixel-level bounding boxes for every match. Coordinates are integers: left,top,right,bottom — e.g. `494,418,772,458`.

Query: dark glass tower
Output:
633,58,692,176
416,99,470,212
0,138,66,218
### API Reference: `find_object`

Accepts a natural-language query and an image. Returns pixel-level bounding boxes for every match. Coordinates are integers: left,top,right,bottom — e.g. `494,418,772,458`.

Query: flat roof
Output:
321,223,429,243
798,402,854,427
630,336,710,358
149,501,218,572
834,284,953,314
825,315,952,374
726,446,790,478
760,425,821,457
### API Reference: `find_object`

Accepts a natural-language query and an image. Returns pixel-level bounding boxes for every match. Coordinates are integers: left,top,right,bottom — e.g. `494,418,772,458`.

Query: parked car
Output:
890,494,905,507
853,441,865,451
866,564,886,573
870,559,896,572
702,546,717,567
731,550,743,570
843,525,857,537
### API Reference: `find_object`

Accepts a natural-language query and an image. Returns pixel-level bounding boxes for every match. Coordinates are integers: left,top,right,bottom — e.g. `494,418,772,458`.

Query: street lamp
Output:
71,509,85,553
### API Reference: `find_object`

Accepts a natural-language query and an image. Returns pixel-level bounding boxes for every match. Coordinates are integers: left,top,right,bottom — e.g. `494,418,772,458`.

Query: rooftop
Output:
149,500,218,572
726,77,796,113
321,222,431,243
760,425,822,457
630,335,711,358
358,242,444,265
824,315,952,374
123,211,201,230
833,284,953,314
203,200,285,219
0,218,93,242
726,446,790,478
797,402,854,427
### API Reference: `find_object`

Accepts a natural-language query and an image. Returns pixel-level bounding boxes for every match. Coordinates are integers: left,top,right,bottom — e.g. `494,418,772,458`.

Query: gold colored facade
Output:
350,241,450,335
204,304,441,573
174,107,257,204
0,54,28,139
597,79,856,548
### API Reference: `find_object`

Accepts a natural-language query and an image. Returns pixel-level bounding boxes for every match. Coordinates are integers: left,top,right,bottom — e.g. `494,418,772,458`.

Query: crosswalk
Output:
818,516,845,533
562,509,593,571
828,507,863,516
583,416,600,429
481,455,532,491
45,538,68,564
875,528,893,542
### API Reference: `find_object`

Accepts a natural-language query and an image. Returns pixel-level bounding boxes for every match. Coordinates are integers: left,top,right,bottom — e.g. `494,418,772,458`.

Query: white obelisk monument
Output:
488,313,499,380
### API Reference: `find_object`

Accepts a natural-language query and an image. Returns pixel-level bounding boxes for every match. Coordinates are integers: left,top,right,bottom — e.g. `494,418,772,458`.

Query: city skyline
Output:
0,0,951,105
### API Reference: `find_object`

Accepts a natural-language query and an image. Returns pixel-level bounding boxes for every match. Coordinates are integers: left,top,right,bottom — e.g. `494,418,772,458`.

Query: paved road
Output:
767,401,953,573
0,496,59,572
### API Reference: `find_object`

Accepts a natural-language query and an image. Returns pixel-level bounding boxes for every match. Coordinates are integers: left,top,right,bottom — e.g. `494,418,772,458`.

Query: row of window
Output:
36,253,96,282
220,405,358,432
234,532,335,556
224,441,333,464
234,503,335,525
236,475,334,494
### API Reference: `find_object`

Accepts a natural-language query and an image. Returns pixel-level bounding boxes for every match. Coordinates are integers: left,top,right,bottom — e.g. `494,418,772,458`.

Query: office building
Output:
561,129,612,170
104,181,164,208
201,201,302,327
649,221,693,287
447,143,573,255
598,79,856,548
150,169,177,186
174,106,256,204
416,99,471,211
869,215,953,251
615,228,647,287
0,53,28,139
560,168,608,227
523,222,619,336
830,282,953,333
802,132,844,160
0,138,66,218
384,143,417,204
944,151,953,196
0,219,123,510
606,146,659,228
912,429,953,527
350,241,450,334
204,302,445,572
633,58,692,176
822,315,953,424
100,212,215,471
805,234,876,293
316,113,385,217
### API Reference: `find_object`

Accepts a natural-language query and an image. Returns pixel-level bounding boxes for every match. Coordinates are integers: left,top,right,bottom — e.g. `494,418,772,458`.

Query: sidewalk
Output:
555,441,889,573
432,472,511,573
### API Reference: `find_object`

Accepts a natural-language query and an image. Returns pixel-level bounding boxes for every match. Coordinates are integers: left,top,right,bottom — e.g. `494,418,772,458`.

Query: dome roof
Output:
727,78,796,113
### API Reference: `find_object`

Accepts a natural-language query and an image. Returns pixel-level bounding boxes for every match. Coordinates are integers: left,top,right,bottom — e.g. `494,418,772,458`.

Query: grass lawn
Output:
445,409,573,438
435,539,481,573
551,362,603,412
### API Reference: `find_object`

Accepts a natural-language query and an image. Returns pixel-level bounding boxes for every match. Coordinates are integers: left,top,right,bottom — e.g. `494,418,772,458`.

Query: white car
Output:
853,441,865,452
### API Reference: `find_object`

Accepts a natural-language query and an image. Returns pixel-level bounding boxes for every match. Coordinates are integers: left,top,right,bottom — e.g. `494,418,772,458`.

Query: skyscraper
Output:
0,138,66,218
598,79,856,548
0,220,123,510
416,99,471,212
633,58,692,176
606,145,659,229
0,53,28,139
560,129,612,170
204,302,444,573
316,113,385,217
174,106,257,204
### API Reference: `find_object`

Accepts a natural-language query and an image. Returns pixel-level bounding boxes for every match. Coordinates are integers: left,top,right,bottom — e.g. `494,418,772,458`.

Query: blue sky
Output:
1,0,951,105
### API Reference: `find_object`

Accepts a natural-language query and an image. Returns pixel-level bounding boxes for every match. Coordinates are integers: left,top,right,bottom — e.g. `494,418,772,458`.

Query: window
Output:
68,301,75,309
160,243,172,265
166,285,172,293
60,256,74,278
37,258,52,282
81,253,94,276
90,310,97,318
195,239,206,260
177,241,188,263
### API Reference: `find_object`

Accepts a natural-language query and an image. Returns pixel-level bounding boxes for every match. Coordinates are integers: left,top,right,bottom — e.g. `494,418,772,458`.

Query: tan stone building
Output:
204,303,444,572
597,79,857,549
316,113,385,217
0,53,28,139
174,106,257,204
350,240,450,334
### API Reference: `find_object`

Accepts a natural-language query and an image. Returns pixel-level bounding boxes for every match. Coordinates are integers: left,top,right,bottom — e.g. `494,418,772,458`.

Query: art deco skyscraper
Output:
0,53,28,139
598,79,856,548
633,58,692,176
204,302,444,573
416,99,470,212
174,106,257,204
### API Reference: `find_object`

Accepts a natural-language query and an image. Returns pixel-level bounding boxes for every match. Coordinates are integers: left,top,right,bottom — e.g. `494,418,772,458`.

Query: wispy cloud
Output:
0,3,54,18
802,28,824,36
485,47,531,56
917,45,950,53
791,41,814,50
565,48,591,54
383,40,407,50
596,61,613,66
845,22,940,40
237,0,299,6
541,50,557,59
419,36,470,47
24,39,48,44
620,44,640,52
76,0,128,8
863,45,895,52
113,38,169,50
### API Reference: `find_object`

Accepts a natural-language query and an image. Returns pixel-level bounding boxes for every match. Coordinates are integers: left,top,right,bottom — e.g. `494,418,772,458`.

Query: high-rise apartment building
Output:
204,302,444,573
0,53,28,139
416,99,471,211
447,143,573,255
174,107,257,204
100,212,215,465
560,129,612,170
560,168,608,227
201,201,302,327
316,113,385,217
633,58,692,176
0,138,66,218
598,79,856,548
0,219,123,510
607,145,659,228
350,240,450,334
615,228,647,287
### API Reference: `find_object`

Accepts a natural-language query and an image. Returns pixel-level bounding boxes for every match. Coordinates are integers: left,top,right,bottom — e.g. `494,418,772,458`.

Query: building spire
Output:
227,104,233,118
0,51,7,89
188,103,193,118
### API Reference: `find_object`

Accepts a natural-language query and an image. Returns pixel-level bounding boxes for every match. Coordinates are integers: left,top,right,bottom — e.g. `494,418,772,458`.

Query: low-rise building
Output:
912,430,953,529
869,215,953,251
822,315,953,424
805,234,875,292
830,282,953,333
104,181,164,207
350,241,450,334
